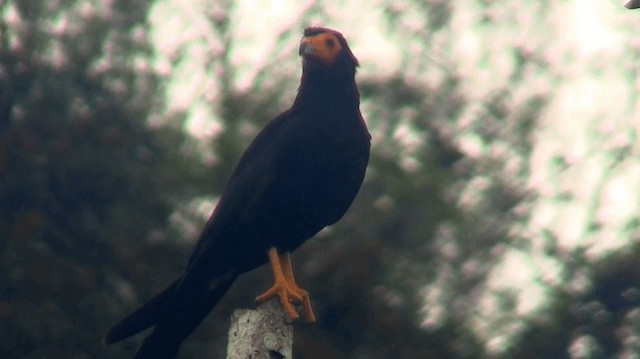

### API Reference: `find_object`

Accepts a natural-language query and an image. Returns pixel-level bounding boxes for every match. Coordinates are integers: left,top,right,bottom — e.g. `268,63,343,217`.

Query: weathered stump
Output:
226,298,293,359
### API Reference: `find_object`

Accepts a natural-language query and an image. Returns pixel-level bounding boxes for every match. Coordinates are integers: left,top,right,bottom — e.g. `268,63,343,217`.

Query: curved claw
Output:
255,281,301,320
256,248,316,323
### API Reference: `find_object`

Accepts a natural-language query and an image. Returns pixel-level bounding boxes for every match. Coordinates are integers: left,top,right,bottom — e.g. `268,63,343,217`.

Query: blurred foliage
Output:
2,0,640,358
0,0,208,357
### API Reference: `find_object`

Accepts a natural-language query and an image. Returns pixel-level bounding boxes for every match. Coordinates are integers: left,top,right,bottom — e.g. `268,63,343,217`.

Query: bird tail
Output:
104,277,181,345
104,273,237,359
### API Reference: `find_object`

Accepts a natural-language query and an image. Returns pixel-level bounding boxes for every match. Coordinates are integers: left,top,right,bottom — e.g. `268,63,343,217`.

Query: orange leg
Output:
281,252,316,323
255,247,316,323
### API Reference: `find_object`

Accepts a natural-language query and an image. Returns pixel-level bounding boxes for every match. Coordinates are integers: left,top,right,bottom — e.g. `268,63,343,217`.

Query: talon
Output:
256,248,316,322
255,286,300,320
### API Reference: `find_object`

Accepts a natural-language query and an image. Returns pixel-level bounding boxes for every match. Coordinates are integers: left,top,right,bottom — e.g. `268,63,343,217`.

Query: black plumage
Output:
105,26,370,358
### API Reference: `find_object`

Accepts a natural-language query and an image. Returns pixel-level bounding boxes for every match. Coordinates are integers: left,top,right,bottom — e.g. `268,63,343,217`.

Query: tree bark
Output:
226,298,293,359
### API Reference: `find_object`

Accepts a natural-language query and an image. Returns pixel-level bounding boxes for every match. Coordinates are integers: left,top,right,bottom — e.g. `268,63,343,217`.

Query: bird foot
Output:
255,279,304,321
256,248,316,323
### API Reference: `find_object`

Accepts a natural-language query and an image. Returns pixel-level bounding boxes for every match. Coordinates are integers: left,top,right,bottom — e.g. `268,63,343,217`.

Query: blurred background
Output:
2,0,640,358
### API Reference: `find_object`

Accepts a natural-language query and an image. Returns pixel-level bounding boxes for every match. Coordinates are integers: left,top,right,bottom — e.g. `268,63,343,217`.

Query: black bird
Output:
104,26,370,358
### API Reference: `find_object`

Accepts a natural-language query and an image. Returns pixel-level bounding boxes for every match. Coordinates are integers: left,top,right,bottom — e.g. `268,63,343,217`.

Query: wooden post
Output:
226,298,293,359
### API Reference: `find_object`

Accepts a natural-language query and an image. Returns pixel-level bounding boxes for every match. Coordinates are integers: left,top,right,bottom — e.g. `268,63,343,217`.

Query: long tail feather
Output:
132,274,237,359
104,277,181,345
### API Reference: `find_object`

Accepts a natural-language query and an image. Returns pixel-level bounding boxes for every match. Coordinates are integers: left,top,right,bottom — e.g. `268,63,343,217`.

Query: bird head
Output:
299,27,359,74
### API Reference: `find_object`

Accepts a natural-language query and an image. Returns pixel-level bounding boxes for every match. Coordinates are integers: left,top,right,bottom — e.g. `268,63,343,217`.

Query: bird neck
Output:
293,70,360,111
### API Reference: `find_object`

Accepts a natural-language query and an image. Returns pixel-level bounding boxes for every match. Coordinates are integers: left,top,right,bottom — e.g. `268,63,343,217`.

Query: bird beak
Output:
299,38,315,57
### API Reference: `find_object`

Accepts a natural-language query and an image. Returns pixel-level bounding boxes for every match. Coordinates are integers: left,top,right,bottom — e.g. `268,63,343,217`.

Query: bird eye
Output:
325,38,335,48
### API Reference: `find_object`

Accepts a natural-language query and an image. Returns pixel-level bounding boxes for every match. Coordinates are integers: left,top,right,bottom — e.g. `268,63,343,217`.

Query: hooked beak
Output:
299,38,315,57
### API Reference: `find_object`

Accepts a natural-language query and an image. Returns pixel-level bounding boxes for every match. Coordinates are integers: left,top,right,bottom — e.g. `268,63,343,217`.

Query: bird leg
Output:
281,252,316,323
255,247,316,323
